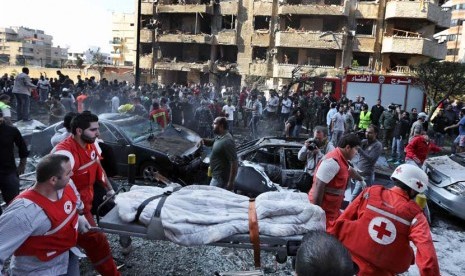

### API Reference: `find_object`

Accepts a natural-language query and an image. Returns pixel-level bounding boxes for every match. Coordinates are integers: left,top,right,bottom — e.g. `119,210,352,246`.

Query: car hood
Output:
425,154,465,187
134,125,201,157
15,120,47,135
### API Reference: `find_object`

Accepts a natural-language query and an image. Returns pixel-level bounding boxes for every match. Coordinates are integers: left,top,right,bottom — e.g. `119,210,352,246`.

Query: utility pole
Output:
135,0,142,89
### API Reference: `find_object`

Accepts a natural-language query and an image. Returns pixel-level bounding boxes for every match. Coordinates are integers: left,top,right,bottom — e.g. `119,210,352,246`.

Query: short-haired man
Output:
409,112,428,141
295,230,357,276
309,133,361,229
12,67,36,121
297,126,335,193
351,125,383,199
200,117,238,190
52,111,120,275
330,164,440,275
0,154,89,275
445,108,465,153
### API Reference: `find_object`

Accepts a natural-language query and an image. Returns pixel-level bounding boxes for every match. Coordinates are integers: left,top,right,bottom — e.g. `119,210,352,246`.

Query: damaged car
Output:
423,153,465,221
26,113,203,183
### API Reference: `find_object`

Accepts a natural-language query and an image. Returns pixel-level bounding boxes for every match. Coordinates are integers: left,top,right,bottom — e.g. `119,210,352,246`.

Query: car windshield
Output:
113,117,162,143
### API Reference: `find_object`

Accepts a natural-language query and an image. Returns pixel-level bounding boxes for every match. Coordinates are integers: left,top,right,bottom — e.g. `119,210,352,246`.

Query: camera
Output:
306,138,318,151
388,103,402,110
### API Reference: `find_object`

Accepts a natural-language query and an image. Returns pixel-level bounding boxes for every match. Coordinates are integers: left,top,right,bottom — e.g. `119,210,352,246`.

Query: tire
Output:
139,161,159,182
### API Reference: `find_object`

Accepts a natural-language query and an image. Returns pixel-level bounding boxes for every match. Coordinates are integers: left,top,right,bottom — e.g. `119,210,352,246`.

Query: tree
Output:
89,47,106,79
411,60,465,117
76,55,84,69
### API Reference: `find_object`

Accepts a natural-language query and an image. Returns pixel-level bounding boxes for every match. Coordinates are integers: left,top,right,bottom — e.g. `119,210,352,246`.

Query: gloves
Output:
78,215,91,234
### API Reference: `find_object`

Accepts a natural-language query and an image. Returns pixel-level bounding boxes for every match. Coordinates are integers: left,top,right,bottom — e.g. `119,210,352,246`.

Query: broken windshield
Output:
114,117,162,143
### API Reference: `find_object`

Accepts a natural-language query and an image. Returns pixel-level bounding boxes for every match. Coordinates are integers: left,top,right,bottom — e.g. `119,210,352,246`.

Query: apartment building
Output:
0,27,68,67
111,12,137,66
440,0,465,61
138,0,450,87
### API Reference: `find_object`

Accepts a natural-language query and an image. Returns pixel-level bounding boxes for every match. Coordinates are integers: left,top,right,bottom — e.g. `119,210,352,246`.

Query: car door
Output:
281,147,306,188
98,122,130,175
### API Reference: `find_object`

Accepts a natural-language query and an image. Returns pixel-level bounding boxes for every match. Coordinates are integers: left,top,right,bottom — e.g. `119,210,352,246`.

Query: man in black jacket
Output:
388,111,410,165
432,109,450,147
370,99,384,127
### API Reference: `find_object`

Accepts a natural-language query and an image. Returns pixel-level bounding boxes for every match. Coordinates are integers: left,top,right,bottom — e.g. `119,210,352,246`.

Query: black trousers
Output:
0,171,20,215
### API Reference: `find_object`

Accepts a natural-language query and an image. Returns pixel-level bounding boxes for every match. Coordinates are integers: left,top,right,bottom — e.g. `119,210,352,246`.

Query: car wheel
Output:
140,161,159,182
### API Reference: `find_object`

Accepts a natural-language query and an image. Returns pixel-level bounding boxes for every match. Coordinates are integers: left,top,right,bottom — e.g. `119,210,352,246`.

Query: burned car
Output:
423,153,465,221
14,119,47,153
26,113,203,183
235,137,307,190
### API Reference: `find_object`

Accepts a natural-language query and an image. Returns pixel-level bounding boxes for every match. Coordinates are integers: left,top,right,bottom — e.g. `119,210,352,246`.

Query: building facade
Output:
0,27,68,67
137,0,450,87
441,0,465,62
111,12,137,67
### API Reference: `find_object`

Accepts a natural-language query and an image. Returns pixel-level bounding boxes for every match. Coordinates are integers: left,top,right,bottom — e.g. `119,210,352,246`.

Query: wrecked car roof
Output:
425,153,465,184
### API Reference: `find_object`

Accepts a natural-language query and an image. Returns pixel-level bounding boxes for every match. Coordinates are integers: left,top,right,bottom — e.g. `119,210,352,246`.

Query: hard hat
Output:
390,164,428,193
418,112,427,119
62,88,70,92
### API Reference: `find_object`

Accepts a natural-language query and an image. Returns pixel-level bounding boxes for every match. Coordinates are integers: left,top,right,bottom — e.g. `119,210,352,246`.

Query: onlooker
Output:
131,97,148,117
351,95,363,126
431,109,449,147
0,113,28,215
379,105,398,149
111,93,120,113
194,100,214,137
409,112,427,141
60,89,76,113
309,133,361,229
388,111,410,164
37,75,51,103
444,108,465,153
0,154,85,276
200,117,238,190
280,94,292,128
295,230,357,276
12,67,36,121
330,105,345,146
343,106,354,134
266,90,279,122
48,95,66,125
222,100,236,135
370,99,384,127
297,126,334,193
330,164,440,276
51,112,76,147
351,125,383,199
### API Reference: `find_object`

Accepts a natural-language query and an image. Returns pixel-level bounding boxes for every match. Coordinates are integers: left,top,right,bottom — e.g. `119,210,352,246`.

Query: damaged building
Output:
138,0,450,87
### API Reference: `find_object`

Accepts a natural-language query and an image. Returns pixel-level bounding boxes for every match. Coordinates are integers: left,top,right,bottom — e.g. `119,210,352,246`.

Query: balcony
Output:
275,31,344,49
216,30,237,45
219,1,239,14
382,36,446,59
156,4,213,14
140,54,153,69
251,31,270,47
110,52,123,59
253,0,273,16
355,2,379,19
109,39,124,46
141,29,153,43
278,1,349,16
385,1,451,28
272,63,341,78
141,2,154,15
157,33,212,44
353,36,376,52
154,60,210,72
249,62,269,77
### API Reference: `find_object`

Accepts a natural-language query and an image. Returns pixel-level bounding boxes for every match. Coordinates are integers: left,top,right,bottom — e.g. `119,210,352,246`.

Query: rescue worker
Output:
309,133,362,229
52,111,120,276
329,164,440,276
0,154,89,275
358,104,371,131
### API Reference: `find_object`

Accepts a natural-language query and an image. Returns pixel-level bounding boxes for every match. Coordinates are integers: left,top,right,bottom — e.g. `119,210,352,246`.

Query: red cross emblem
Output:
395,167,402,174
368,217,396,245
416,181,423,189
373,221,392,239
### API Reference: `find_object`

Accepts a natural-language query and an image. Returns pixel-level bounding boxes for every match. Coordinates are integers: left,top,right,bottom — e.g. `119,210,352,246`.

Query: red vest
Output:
55,136,103,213
309,148,349,226
14,185,78,261
338,186,422,274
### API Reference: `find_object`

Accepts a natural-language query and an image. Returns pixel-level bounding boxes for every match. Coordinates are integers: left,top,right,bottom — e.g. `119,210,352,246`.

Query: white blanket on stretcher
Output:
115,185,326,246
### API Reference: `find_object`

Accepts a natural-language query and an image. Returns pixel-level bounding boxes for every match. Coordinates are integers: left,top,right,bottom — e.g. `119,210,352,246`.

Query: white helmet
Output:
390,164,428,193
418,112,428,120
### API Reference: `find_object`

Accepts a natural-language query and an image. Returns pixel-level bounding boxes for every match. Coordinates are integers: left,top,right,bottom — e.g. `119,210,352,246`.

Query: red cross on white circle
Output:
64,201,72,215
368,217,397,245
416,181,424,189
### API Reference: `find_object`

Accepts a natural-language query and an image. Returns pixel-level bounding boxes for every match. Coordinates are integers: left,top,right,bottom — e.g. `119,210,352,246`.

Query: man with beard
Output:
52,111,120,276
200,117,238,190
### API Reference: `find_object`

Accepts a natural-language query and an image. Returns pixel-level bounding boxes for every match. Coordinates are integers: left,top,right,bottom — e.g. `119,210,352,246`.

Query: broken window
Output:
252,47,267,62
356,20,374,35
322,17,340,32
254,16,270,31
352,53,371,67
222,15,237,30
285,0,302,5
281,49,298,64
140,43,153,56
283,15,300,30
216,45,238,63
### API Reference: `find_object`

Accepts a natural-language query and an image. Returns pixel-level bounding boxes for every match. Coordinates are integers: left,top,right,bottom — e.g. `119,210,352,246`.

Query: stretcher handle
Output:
96,186,126,225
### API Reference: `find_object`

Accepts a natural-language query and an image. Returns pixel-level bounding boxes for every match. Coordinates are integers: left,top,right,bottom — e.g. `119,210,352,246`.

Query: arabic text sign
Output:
347,74,414,85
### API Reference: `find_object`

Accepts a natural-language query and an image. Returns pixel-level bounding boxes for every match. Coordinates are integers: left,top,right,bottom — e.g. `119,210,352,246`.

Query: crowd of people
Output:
1,68,465,275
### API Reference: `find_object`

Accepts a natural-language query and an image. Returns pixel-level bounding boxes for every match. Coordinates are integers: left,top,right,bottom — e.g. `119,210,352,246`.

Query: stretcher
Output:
92,188,303,267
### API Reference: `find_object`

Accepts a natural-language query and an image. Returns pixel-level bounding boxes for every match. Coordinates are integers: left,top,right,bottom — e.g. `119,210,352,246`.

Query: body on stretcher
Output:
91,205,303,263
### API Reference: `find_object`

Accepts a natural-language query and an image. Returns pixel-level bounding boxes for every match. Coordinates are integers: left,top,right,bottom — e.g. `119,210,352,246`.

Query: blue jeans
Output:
14,93,31,121
39,89,49,102
249,116,260,139
391,137,404,161
351,172,374,200
210,177,226,189
292,124,302,137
